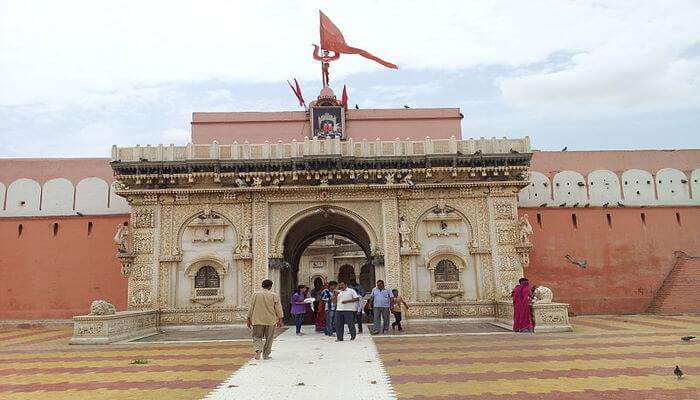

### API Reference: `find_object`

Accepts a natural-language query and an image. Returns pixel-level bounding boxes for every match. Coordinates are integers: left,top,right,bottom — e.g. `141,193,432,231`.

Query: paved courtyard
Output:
376,314,700,399
0,314,698,399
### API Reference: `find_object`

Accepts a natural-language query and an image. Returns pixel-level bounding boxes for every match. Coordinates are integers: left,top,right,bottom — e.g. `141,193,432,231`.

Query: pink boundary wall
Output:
0,147,698,318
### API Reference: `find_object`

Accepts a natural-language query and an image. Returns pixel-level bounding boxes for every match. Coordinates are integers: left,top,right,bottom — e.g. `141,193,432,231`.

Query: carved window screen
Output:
434,259,460,282
194,266,220,288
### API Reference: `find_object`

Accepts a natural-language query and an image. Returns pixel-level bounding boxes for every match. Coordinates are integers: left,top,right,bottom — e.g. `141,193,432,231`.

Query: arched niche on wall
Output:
109,181,131,213
656,168,690,204
587,170,621,206
691,169,700,203
518,171,551,206
621,169,655,205
184,256,229,307
553,171,587,205
41,178,74,215
425,246,477,301
6,178,41,216
176,210,239,308
75,177,109,214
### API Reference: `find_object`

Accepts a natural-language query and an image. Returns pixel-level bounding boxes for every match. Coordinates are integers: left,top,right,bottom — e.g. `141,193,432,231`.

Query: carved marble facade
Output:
99,136,569,331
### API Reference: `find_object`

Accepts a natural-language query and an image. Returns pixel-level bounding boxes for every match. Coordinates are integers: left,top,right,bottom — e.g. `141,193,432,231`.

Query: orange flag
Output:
319,11,398,69
341,85,348,110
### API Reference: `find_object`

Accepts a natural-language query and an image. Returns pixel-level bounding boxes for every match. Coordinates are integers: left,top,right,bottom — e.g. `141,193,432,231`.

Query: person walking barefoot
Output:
246,279,284,360
390,289,409,331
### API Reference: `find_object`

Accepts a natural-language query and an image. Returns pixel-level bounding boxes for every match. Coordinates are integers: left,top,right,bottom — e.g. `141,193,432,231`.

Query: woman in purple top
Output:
291,285,308,335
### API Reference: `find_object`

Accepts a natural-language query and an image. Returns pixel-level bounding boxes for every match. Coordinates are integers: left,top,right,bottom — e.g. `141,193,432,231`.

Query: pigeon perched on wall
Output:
674,365,684,379
565,255,587,268
403,175,416,188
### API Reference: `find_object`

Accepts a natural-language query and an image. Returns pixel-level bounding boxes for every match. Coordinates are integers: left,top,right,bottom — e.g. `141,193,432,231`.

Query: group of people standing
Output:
291,279,409,341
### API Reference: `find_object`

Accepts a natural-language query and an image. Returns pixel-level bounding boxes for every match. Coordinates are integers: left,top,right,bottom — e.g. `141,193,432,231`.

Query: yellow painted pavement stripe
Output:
4,369,235,385
0,331,71,347
633,315,700,329
386,355,700,375
0,388,213,400
0,346,250,360
376,334,681,350
394,374,700,397
0,330,38,340
0,356,249,370
600,316,699,330
380,343,694,360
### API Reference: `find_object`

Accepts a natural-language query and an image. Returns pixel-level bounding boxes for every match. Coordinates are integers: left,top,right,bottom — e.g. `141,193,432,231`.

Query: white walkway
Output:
203,328,396,400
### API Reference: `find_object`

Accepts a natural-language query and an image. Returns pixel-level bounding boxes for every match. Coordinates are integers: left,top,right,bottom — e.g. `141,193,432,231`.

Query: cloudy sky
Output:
1,0,699,157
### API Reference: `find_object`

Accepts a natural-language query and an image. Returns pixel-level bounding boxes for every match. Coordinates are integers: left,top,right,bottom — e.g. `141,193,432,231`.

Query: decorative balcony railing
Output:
111,136,531,163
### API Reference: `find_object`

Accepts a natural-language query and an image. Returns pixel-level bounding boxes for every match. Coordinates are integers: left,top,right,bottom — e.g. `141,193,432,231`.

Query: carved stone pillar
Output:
252,197,269,287
157,255,180,309
400,256,413,301
381,198,401,291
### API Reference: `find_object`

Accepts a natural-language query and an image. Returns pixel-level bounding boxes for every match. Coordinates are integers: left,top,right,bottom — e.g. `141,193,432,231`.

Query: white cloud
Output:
2,1,699,107
500,42,700,113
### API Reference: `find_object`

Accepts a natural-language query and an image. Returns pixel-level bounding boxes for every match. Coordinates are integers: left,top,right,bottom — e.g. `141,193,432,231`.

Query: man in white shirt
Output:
334,281,360,341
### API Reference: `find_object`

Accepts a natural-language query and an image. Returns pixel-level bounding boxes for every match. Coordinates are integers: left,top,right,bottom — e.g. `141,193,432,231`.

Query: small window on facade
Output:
195,266,220,288
18,224,23,237
53,222,59,237
434,259,460,282
87,221,93,236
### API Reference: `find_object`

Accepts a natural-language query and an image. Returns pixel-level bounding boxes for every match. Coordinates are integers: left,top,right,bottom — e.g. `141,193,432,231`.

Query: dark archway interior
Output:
279,209,374,321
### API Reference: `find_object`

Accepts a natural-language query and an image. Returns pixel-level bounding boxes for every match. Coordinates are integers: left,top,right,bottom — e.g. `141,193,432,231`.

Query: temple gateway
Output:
69,88,571,343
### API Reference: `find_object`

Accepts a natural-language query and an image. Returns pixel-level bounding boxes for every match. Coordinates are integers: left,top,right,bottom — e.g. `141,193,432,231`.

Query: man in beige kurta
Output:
246,279,284,360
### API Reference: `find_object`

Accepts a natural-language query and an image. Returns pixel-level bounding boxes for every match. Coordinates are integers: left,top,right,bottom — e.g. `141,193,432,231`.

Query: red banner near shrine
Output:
319,11,398,69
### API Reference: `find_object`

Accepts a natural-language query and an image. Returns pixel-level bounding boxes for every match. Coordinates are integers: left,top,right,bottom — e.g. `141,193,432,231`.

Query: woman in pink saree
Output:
512,277,534,333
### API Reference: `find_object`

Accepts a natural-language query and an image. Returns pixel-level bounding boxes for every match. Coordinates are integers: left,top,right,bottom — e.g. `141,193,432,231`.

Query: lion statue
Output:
89,300,116,315
532,286,553,303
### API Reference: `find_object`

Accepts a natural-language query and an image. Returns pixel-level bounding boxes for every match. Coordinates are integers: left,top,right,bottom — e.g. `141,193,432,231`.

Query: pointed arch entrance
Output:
277,206,377,320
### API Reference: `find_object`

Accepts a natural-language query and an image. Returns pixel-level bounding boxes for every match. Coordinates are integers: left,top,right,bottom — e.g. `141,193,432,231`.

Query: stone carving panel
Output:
134,209,155,228
496,223,518,245
381,198,401,290
129,284,153,308
493,199,516,220
131,231,153,254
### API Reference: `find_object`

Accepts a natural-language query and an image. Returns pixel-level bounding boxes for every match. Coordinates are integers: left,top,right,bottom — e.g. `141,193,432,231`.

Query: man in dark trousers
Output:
334,281,360,341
